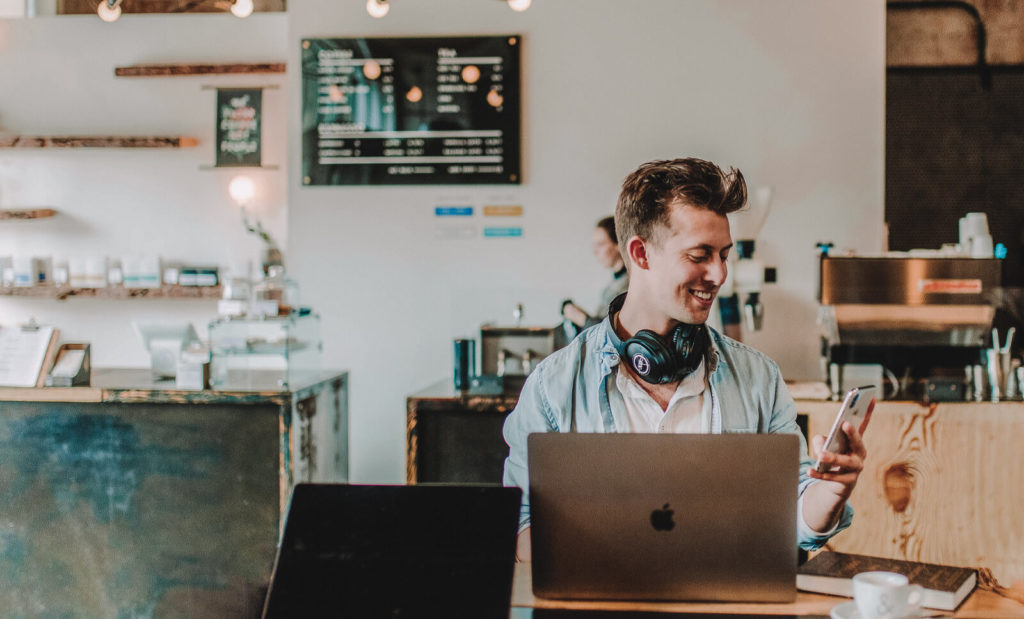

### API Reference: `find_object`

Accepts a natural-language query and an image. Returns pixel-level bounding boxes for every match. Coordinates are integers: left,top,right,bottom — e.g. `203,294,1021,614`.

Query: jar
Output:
252,265,299,316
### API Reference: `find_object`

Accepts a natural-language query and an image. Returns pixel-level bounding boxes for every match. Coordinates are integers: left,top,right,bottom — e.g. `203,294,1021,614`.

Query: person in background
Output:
562,216,629,334
504,158,871,561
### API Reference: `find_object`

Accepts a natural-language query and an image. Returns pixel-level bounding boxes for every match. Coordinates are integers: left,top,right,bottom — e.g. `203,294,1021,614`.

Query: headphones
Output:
606,293,710,385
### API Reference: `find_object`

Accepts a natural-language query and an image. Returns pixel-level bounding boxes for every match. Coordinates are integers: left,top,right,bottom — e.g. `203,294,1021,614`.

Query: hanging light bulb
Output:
96,0,121,22
366,0,389,18
507,0,531,12
230,0,254,18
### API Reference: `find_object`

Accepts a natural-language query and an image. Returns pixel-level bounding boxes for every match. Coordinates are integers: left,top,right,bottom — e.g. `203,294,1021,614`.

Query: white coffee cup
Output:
852,571,923,618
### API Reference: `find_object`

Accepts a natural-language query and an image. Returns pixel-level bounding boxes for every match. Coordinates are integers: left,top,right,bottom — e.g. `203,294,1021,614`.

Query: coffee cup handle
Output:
907,584,924,607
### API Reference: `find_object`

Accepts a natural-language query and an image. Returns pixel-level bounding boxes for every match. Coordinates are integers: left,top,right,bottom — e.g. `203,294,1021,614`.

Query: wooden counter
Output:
510,562,1024,617
799,400,1024,589
0,368,348,617
407,378,520,484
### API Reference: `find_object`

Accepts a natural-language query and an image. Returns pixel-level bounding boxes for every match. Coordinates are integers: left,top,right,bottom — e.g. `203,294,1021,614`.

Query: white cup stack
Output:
959,212,994,258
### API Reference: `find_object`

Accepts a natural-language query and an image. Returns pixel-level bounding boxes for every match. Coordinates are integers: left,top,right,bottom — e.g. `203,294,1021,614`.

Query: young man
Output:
503,158,870,561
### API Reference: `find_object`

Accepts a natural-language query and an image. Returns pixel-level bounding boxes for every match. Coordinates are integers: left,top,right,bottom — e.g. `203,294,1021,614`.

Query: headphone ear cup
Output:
625,330,677,384
671,323,709,375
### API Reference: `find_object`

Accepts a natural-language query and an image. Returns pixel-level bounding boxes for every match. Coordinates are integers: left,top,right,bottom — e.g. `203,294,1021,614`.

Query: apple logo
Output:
650,503,675,531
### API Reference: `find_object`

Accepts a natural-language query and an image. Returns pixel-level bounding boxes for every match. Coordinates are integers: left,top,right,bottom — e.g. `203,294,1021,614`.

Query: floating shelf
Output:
0,208,58,220
115,63,286,77
0,284,222,301
0,136,198,148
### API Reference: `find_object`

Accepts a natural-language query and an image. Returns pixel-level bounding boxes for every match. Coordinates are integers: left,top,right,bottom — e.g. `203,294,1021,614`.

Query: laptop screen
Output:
262,483,521,618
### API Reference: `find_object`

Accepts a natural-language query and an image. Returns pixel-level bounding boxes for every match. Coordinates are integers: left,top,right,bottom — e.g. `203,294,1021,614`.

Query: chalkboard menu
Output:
301,35,521,186
216,88,262,167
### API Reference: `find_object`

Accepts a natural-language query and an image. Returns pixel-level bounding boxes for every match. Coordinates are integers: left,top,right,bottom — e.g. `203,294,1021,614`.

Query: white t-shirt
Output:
613,360,711,433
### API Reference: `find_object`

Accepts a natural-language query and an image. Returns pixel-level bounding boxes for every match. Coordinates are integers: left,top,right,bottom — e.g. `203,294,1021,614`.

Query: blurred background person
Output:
562,216,629,336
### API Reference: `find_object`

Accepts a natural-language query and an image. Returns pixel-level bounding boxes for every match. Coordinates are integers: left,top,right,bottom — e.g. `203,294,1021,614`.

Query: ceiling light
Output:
366,0,389,18
230,0,254,18
97,0,121,22
507,0,531,12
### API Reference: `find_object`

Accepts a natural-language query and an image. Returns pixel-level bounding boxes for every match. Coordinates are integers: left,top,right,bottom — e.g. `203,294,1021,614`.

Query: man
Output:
503,158,870,561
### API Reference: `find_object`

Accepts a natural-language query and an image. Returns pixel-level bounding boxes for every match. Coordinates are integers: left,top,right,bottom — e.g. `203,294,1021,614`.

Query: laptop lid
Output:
528,433,798,603
262,483,522,618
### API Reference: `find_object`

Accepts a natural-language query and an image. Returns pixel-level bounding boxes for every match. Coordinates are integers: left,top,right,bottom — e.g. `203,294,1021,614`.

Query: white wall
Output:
0,14,288,364
287,1,886,483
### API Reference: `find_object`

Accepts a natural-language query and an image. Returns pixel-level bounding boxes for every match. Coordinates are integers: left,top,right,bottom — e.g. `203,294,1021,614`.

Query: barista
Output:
562,216,629,333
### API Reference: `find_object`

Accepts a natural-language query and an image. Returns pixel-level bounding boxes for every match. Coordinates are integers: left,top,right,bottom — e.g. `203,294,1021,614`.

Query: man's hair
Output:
614,158,747,259
596,215,618,245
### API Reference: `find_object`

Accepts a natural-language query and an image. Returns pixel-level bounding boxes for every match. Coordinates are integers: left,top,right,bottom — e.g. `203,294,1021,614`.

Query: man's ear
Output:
626,236,649,270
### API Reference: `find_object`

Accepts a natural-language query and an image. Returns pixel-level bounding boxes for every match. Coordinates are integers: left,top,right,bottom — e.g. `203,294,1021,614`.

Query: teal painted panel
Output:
0,401,280,617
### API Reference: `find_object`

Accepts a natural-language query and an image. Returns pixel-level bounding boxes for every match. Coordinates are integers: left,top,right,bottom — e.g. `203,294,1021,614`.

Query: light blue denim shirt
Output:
502,316,852,551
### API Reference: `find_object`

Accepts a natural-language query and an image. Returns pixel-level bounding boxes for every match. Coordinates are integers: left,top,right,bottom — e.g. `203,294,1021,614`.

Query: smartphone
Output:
813,385,876,473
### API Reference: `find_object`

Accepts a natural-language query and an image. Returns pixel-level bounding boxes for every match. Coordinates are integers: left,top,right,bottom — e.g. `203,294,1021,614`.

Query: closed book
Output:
797,551,977,611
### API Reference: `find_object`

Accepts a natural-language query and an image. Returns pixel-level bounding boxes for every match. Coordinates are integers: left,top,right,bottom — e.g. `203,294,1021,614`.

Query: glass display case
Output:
208,314,321,389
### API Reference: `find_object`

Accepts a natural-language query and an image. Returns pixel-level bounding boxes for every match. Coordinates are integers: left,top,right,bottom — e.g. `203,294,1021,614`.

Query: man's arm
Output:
502,364,559,559
764,362,860,549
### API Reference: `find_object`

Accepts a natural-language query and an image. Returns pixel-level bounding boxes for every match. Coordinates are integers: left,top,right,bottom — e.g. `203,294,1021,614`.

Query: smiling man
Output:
503,158,869,561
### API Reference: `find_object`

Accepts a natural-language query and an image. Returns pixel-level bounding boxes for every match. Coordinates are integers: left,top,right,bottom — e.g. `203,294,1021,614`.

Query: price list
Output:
301,36,521,186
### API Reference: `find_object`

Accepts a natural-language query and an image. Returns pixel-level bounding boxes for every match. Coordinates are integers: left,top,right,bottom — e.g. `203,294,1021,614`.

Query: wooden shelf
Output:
0,136,198,149
114,63,286,77
0,208,58,220
0,284,221,301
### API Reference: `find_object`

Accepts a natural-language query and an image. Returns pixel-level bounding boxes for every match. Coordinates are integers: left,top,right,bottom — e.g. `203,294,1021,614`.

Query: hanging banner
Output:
216,88,262,167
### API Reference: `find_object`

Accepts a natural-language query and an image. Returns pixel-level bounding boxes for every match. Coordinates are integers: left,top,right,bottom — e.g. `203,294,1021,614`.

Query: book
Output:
797,551,977,611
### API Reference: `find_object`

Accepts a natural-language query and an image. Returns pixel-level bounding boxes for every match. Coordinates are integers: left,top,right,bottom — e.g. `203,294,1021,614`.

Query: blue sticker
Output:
435,206,474,217
484,227,523,238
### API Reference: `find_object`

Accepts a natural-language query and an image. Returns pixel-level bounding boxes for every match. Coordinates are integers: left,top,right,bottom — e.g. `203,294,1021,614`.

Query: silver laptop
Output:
527,433,798,603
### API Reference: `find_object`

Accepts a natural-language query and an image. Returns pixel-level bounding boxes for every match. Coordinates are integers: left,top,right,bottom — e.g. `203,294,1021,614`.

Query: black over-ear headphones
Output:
606,293,710,385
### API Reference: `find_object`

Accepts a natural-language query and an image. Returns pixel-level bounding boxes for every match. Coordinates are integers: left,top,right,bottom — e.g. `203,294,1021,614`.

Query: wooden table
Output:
510,563,1024,617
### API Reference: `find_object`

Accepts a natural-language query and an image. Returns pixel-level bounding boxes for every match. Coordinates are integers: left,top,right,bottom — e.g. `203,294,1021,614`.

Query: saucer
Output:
830,601,928,619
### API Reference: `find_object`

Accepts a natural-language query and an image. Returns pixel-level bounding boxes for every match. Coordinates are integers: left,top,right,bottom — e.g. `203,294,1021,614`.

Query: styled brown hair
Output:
596,215,618,245
614,158,747,258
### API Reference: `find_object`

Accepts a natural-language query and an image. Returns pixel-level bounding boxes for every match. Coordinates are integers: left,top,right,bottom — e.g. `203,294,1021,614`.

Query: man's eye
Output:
689,254,710,263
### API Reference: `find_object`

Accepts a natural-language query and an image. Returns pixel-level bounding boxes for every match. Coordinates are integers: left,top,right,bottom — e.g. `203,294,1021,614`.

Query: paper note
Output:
0,325,55,387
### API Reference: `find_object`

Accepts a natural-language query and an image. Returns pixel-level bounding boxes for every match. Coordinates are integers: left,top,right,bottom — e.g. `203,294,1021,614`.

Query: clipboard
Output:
0,323,61,388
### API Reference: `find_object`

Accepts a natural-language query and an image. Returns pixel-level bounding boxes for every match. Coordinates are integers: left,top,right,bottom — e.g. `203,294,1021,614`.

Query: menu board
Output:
301,35,520,186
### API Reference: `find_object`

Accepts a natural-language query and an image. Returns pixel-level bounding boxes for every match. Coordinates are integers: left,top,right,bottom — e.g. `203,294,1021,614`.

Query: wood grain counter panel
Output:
799,400,1024,587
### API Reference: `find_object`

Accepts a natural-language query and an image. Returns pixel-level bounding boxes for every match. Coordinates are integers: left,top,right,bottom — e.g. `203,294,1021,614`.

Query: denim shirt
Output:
502,316,853,551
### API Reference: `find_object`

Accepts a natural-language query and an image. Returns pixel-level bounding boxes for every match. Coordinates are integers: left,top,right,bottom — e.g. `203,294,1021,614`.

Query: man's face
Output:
592,227,621,269
642,201,733,325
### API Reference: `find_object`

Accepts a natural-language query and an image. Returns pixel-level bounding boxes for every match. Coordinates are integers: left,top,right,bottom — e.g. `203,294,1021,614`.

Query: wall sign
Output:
301,35,521,186
216,88,262,167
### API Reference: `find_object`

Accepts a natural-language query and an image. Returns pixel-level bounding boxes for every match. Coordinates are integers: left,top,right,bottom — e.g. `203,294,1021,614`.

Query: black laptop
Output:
262,483,522,619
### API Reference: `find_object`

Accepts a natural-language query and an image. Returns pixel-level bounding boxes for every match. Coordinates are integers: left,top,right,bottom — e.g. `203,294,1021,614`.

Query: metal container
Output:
480,326,557,377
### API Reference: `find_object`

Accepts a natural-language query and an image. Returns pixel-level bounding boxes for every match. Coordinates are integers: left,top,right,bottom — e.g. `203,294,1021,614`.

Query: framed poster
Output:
301,35,521,186
216,88,262,167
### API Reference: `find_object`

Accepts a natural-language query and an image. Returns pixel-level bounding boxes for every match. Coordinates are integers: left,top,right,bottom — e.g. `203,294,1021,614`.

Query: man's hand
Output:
802,399,874,531
516,526,532,562
562,303,589,328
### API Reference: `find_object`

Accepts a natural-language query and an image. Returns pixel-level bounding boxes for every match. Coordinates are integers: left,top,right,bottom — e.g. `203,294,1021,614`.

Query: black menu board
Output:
301,35,520,186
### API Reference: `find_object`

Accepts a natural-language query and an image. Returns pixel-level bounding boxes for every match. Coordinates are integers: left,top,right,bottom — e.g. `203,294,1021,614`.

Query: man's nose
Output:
705,256,727,285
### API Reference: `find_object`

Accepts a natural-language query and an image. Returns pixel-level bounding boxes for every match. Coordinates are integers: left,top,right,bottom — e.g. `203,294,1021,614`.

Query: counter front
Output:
0,368,348,617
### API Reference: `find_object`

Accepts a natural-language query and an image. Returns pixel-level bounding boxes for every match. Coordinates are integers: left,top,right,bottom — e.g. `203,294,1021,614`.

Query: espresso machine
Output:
818,253,1001,401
